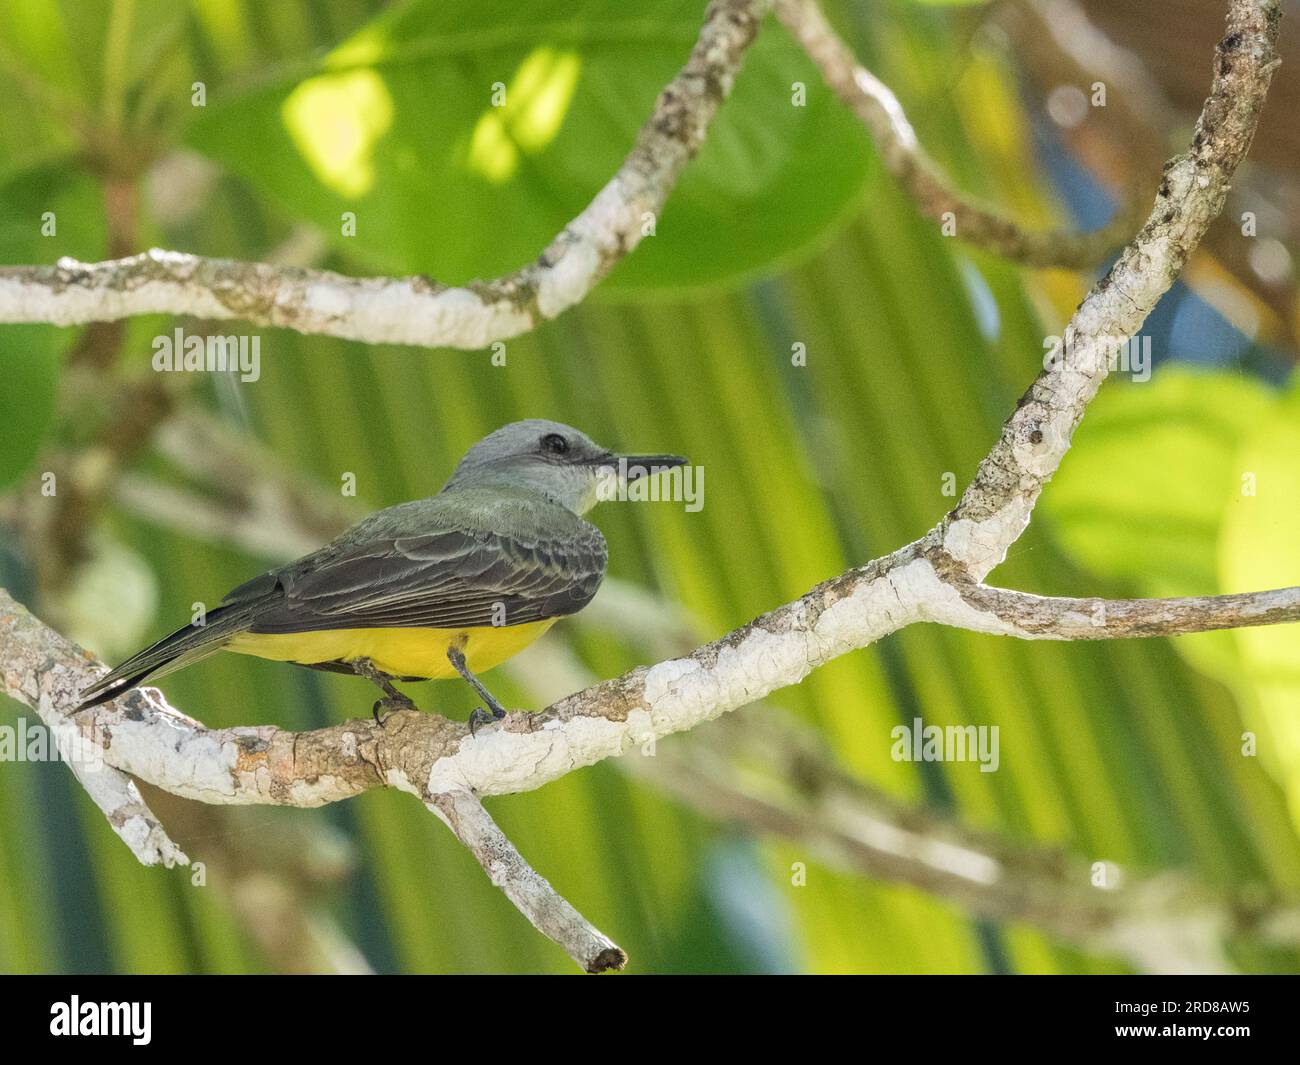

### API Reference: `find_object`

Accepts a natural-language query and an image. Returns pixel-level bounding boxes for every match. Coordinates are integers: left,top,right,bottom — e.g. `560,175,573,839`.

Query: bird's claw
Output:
373,694,418,726
468,705,507,737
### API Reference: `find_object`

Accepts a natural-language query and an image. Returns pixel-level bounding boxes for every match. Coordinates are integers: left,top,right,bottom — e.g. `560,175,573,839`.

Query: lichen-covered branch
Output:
945,583,1300,640
933,0,1281,580
5,547,1298,819
514,638,1300,975
0,0,769,350
774,0,1143,268
0,594,186,868
6,573,1299,972
428,790,626,973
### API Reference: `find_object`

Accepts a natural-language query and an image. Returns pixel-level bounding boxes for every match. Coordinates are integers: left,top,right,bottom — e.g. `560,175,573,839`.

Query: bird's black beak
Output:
618,452,691,481
591,452,688,481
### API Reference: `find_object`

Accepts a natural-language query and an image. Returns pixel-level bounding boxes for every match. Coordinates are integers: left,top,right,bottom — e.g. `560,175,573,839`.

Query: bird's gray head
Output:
441,419,685,514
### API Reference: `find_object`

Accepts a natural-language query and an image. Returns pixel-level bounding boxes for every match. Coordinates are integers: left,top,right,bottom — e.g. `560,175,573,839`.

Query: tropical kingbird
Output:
78,420,686,732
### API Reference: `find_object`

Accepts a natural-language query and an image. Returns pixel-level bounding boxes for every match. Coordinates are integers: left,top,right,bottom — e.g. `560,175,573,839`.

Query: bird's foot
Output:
372,692,419,727
468,704,507,737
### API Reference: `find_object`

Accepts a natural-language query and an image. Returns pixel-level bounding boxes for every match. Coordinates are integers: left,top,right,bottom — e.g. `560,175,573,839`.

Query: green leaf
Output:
0,163,101,488
1219,385,1300,812
1041,367,1275,598
185,0,873,295
0,326,61,490
1043,366,1300,829
0,162,107,264
0,0,183,127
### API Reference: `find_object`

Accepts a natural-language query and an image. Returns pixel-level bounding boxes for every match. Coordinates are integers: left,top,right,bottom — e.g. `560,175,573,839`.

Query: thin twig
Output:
948,583,1300,639
774,0,1144,268
429,790,626,973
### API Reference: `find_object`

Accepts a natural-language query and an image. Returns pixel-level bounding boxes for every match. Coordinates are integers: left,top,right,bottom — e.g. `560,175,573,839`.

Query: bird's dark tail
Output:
76,601,260,709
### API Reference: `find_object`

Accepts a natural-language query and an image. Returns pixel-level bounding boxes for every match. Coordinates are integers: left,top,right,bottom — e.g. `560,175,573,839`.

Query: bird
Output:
77,419,687,733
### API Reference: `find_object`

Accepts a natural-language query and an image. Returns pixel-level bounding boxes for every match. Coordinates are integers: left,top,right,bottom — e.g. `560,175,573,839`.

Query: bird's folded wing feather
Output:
237,522,608,633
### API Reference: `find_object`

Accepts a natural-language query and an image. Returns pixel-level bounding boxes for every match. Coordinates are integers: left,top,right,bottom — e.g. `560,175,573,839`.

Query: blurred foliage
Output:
1,0,1298,975
1045,368,1300,831
186,0,876,291
0,164,97,486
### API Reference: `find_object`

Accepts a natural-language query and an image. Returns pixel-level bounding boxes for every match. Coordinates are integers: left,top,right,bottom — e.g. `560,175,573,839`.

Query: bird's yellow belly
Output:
225,620,555,679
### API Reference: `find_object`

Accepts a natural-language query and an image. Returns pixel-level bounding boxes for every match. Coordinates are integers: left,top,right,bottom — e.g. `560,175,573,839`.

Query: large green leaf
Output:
1041,368,1275,599
1043,367,1300,824
184,0,874,295
1220,384,1300,819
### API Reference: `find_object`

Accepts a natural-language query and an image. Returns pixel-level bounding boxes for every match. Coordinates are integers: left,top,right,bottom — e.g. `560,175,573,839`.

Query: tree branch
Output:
933,0,1281,580
949,583,1300,639
429,789,626,973
0,0,769,350
774,0,1144,268
0,595,186,868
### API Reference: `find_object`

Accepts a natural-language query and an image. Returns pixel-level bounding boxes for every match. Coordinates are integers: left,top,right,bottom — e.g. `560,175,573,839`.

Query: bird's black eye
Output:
541,433,569,455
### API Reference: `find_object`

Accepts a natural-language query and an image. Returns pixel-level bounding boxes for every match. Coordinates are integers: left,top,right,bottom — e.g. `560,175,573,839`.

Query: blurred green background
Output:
3,0,1300,973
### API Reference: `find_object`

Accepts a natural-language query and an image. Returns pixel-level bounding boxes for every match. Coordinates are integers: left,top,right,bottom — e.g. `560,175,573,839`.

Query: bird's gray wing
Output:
241,521,608,634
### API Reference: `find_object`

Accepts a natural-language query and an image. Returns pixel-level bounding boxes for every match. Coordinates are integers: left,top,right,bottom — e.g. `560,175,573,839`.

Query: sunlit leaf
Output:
185,0,874,294
1042,368,1275,598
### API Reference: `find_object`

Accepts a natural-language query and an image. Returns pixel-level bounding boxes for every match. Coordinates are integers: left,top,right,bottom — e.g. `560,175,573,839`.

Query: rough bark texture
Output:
933,0,1281,580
